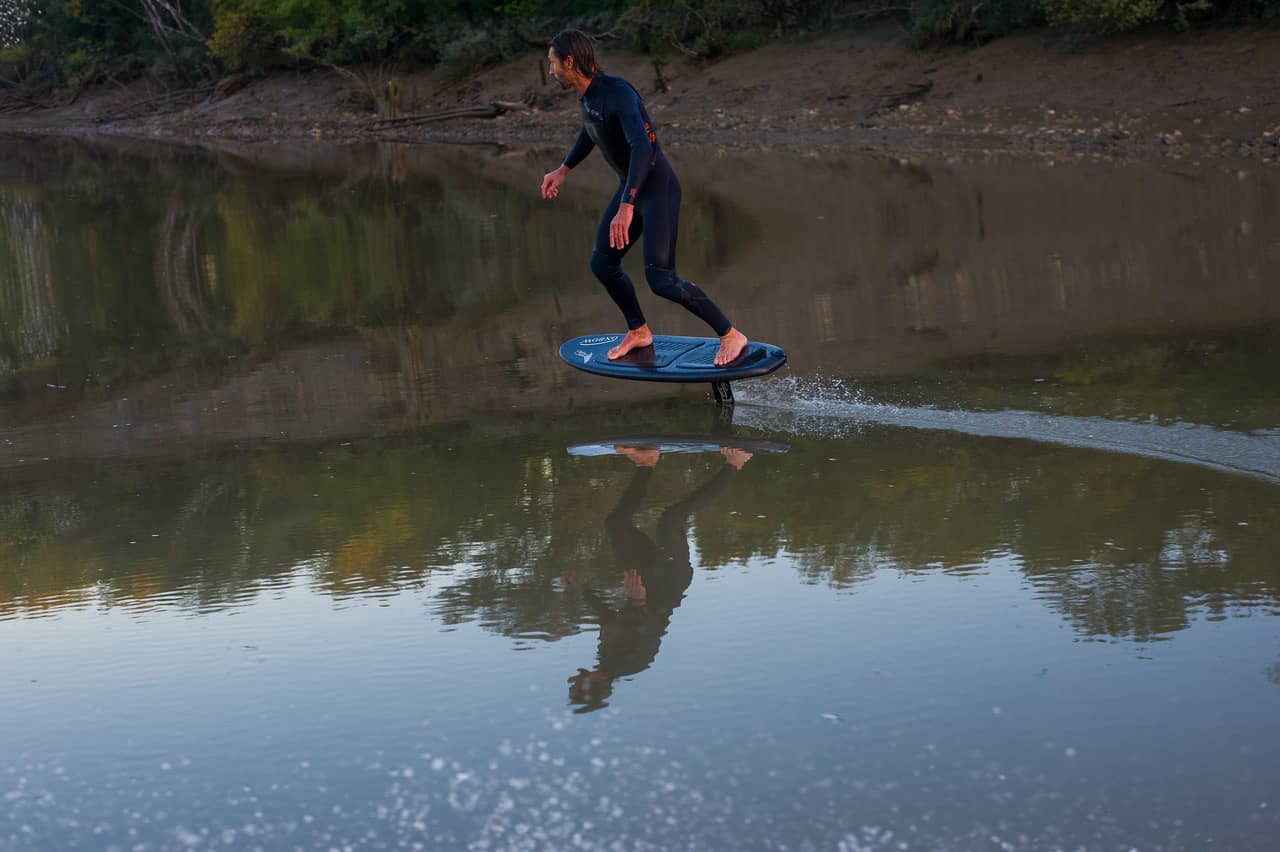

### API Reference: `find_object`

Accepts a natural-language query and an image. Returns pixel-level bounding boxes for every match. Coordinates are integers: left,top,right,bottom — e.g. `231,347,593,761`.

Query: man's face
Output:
547,47,572,89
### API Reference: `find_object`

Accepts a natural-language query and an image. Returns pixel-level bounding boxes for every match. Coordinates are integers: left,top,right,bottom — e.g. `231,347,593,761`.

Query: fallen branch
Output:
94,84,215,122
876,81,933,109
494,97,535,111
366,97,534,131
366,104,505,129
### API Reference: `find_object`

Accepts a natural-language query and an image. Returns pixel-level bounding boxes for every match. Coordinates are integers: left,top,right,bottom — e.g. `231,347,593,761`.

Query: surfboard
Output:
558,333,787,405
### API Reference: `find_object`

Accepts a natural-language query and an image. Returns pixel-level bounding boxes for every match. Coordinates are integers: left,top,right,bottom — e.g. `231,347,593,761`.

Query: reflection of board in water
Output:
567,437,790,457
558,333,788,406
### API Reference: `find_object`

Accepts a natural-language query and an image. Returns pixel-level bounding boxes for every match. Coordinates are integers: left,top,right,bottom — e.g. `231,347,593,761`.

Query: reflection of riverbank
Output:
2,139,1280,465
2,412,1277,650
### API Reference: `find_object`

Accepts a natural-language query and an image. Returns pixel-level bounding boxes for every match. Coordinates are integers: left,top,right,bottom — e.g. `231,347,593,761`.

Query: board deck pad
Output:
559,334,787,383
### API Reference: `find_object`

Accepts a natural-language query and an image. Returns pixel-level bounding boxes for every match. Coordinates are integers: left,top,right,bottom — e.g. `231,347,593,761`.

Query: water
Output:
1,137,1279,851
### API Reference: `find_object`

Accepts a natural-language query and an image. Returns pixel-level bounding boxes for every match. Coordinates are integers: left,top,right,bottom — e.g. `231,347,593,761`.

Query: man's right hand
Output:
541,165,569,199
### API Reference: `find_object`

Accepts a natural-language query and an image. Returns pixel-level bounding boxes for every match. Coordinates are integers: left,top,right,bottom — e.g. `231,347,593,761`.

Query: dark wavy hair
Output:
549,30,601,77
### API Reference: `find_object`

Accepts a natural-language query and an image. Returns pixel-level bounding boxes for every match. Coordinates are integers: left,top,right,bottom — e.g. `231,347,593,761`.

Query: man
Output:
540,30,749,366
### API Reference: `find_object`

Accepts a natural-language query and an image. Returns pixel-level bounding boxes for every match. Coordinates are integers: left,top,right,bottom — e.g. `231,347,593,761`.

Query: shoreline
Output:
3,27,1280,163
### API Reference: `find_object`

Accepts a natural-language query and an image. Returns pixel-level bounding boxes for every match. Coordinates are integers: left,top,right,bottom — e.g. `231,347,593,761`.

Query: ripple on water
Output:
735,374,1280,483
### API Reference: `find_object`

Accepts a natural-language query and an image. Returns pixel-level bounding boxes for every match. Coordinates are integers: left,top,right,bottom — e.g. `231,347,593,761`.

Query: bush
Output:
209,9,279,71
6,0,1280,98
429,22,526,78
1041,0,1163,32
910,0,1043,45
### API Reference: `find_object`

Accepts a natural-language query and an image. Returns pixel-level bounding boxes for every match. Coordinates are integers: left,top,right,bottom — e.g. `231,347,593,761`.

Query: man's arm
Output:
617,86,656,204
607,86,655,248
564,128,595,170
543,129,594,200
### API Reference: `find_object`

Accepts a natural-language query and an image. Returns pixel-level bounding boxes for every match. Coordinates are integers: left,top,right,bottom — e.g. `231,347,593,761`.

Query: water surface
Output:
2,137,1278,851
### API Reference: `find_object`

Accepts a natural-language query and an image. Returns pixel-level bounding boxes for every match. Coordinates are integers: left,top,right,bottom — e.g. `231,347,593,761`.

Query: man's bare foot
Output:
719,447,754,470
608,326,653,360
714,328,749,366
615,444,660,468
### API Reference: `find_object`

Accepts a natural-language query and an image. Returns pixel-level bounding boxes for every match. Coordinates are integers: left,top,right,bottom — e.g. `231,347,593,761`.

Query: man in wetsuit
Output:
540,30,749,366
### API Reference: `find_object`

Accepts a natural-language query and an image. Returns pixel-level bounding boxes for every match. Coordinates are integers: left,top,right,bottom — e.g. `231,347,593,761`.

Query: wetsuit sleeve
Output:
615,87,656,204
563,128,594,169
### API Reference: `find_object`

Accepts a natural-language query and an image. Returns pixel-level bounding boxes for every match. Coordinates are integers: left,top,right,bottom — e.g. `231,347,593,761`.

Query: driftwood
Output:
876,81,933,110
0,89,45,114
365,98,533,131
95,84,215,122
213,73,256,101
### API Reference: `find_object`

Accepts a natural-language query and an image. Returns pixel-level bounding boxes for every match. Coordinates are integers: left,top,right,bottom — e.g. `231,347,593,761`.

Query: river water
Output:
1,137,1278,851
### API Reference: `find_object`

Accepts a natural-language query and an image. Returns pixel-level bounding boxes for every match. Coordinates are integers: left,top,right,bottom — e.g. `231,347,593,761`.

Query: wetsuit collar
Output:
580,74,602,100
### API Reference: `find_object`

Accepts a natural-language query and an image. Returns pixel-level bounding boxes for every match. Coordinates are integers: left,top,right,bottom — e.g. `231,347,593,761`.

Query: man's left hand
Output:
610,203,634,250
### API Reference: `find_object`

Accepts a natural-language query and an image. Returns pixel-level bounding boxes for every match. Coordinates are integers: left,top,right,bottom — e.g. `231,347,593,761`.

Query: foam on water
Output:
734,375,1280,483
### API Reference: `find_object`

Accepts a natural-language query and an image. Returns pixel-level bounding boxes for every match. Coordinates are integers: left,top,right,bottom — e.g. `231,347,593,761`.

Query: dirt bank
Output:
4,25,1280,161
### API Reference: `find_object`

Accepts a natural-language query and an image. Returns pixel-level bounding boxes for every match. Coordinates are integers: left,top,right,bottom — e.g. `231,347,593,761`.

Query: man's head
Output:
548,30,600,90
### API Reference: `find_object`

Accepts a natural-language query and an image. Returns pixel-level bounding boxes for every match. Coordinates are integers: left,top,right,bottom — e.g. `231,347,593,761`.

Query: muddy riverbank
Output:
4,26,1280,162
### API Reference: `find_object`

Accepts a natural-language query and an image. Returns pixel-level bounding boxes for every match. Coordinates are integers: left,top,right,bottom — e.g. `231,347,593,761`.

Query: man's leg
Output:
588,190,653,360
640,176,748,365
604,465,658,570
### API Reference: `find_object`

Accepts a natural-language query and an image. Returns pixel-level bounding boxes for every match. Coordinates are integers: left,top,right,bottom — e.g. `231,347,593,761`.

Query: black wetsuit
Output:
563,74,733,336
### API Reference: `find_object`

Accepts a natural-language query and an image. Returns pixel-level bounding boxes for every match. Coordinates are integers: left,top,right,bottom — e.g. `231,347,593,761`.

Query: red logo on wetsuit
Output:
644,121,656,144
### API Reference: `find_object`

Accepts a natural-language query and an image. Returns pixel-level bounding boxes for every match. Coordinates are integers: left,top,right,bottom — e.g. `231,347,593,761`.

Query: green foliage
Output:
1042,0,1280,33
1,0,34,49
4,0,1280,96
208,7,277,71
910,0,1043,45
1042,0,1163,32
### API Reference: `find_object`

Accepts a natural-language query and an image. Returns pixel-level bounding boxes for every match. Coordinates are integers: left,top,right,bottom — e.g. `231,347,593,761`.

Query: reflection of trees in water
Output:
772,437,1280,644
0,189,63,372
0,138,747,387
154,188,215,337
1,426,1277,648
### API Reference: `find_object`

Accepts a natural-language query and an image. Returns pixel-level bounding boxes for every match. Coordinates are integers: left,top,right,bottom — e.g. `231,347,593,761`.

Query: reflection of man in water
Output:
540,30,750,366
562,445,752,712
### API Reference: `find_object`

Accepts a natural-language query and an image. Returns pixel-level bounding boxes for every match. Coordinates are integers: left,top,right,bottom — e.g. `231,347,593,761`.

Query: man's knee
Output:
590,250,621,282
644,264,682,300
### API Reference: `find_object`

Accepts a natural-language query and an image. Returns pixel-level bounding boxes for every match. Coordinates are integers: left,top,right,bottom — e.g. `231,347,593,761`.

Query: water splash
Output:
735,375,1280,483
